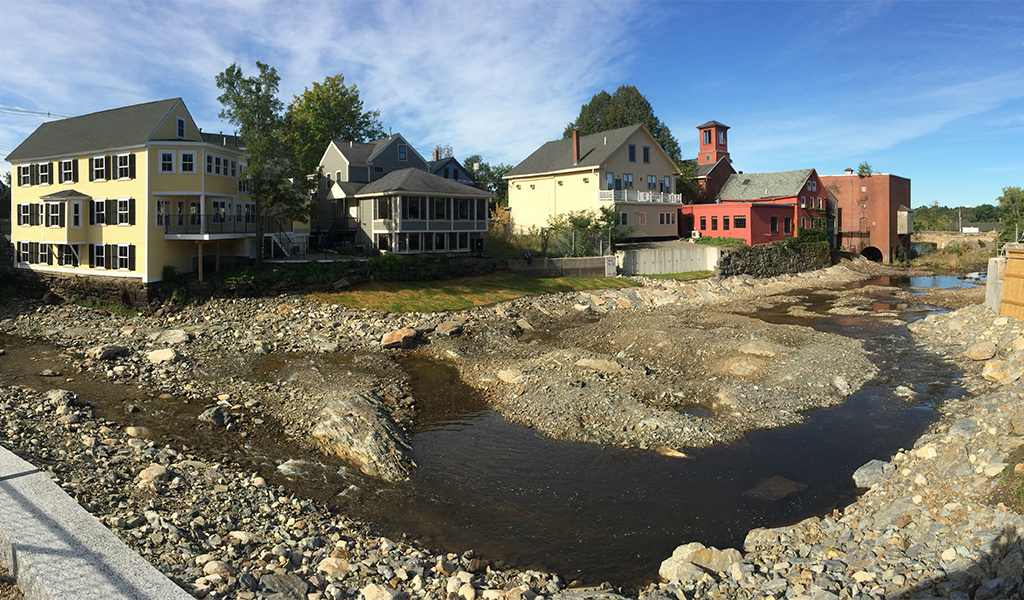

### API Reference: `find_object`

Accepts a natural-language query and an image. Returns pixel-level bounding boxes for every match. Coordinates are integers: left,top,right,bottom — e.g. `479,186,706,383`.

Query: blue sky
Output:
2,0,1022,208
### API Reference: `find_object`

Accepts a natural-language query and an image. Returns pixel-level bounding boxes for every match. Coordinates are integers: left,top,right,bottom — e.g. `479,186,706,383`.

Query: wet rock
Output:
198,406,230,428
743,475,807,501
311,391,415,481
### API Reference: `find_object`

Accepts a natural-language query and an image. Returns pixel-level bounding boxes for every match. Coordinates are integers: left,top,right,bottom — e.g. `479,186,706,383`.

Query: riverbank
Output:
0,259,1012,599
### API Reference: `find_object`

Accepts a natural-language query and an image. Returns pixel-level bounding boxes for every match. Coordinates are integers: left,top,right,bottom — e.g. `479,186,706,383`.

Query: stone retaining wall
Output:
9,271,153,309
715,241,831,278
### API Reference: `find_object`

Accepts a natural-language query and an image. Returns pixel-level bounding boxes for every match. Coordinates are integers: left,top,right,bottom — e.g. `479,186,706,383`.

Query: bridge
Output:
912,230,1000,250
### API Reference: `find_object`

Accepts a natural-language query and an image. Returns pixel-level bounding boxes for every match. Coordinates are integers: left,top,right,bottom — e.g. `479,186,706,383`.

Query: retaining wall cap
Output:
0,444,192,599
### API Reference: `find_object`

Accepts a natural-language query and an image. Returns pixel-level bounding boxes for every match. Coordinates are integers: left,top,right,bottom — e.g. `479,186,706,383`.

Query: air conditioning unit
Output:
690,230,701,239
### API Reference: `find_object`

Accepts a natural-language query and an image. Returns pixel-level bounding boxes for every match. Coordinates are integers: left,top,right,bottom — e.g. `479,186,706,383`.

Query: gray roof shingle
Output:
506,124,650,177
6,98,184,162
717,169,814,201
355,168,491,198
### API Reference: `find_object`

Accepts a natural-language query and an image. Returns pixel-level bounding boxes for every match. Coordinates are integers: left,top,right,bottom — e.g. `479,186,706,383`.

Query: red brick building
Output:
819,170,913,262
693,121,735,204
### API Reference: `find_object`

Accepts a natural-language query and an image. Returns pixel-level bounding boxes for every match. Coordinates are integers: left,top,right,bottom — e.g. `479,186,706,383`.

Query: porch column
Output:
200,194,206,234
197,241,204,282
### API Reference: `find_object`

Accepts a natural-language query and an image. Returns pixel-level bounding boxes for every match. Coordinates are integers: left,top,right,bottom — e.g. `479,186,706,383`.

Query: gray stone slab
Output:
0,444,192,600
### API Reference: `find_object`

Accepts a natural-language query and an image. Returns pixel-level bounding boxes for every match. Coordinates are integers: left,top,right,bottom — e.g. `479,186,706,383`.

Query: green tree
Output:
675,161,703,204
562,85,682,164
972,203,1000,223
463,154,512,207
216,62,310,260
998,186,1024,242
857,162,874,177
1,171,10,219
284,74,384,176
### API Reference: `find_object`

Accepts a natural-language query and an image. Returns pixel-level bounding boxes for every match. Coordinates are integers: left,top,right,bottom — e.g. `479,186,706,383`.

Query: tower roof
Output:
696,120,729,130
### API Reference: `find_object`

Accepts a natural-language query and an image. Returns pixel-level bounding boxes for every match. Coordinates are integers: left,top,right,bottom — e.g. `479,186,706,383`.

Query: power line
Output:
0,105,68,120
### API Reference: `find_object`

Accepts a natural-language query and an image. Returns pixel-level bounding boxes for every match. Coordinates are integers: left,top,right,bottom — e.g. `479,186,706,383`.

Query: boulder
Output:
659,541,741,582
435,321,464,337
965,341,998,361
853,459,892,488
317,557,350,578
982,359,1024,385
148,328,190,345
311,392,415,481
362,583,405,600
124,426,152,439
381,328,417,349
147,348,182,364
86,344,128,361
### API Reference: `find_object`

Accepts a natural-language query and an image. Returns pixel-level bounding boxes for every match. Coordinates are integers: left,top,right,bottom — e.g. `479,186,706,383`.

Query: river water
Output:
0,276,978,591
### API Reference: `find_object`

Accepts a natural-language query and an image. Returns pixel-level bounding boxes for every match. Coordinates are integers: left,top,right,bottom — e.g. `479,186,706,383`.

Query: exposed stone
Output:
311,392,414,481
965,341,997,361
659,542,741,582
147,348,181,364
574,358,622,374
381,328,417,349
86,344,128,360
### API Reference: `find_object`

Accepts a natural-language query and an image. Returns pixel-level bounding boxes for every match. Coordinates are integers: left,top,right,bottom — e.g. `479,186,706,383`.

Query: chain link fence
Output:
540,228,613,258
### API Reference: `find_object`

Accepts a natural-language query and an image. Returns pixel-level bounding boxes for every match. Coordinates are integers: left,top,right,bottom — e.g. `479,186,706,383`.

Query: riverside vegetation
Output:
2,258,1023,599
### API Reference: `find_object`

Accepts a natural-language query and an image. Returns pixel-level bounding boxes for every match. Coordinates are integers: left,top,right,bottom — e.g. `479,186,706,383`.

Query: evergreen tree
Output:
563,85,681,164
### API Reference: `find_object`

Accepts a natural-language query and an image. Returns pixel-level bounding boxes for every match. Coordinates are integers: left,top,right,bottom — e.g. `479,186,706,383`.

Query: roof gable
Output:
507,124,675,178
6,98,185,162
717,169,815,201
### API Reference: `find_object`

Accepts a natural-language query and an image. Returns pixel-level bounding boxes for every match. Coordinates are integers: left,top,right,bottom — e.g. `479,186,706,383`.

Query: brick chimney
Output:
433,149,439,161
572,129,580,165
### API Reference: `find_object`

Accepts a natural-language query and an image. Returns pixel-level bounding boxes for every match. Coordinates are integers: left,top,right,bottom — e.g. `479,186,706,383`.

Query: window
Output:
212,200,227,223
659,213,666,225
702,130,711,145
623,173,633,189
638,212,646,226
214,156,222,175
770,216,779,233
46,203,62,228
18,242,29,263
335,170,341,182
434,233,446,250
398,144,407,161
117,244,132,270
156,200,170,227
606,172,614,190
92,199,106,225
643,146,650,163
723,216,730,231
711,216,718,231
784,217,792,234
180,151,195,173
116,154,132,179
628,144,636,162
71,202,81,228
92,156,107,181
92,244,106,269
57,245,78,267
700,216,706,230
231,160,237,178
648,175,657,189
244,203,255,224
443,168,450,179
620,212,628,226
60,159,77,183
160,151,175,173
238,163,250,193
206,154,213,173
664,176,671,192
18,165,31,186
37,243,49,265
807,181,817,192
38,163,51,185
176,116,186,139
800,196,806,208
117,197,132,225
801,217,807,229
734,215,747,229
18,204,30,226
718,130,725,145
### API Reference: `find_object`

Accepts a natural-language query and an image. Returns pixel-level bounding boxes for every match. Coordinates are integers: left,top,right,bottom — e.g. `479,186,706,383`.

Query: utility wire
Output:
0,105,68,119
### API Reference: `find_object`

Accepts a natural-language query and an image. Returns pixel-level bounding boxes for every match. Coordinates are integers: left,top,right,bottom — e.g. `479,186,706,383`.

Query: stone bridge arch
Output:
861,246,883,261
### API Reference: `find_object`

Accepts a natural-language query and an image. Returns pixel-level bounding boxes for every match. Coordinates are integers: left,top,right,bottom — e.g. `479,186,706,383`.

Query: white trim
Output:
92,156,107,182
179,150,197,174
176,116,186,139
158,149,176,173
116,153,132,180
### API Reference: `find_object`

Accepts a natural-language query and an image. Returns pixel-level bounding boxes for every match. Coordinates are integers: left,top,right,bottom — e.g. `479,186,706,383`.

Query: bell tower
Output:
696,121,730,166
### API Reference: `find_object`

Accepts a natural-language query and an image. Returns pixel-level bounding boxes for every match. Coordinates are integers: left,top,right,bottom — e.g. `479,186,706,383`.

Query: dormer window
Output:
398,144,408,161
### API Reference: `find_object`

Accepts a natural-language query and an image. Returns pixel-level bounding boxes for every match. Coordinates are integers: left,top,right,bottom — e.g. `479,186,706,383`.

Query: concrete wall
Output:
616,241,722,275
508,256,616,278
986,256,1006,314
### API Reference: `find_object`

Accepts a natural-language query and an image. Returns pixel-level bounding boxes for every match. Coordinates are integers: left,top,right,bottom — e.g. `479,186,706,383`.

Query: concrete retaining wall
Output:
616,242,723,276
986,256,1006,314
507,256,616,278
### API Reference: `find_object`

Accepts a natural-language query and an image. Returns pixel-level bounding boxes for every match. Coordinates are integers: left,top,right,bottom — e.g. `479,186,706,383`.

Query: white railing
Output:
598,190,682,204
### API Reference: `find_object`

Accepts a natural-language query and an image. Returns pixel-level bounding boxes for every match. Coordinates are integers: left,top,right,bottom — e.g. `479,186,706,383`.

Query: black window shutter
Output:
106,244,114,268
44,244,52,265
30,163,38,185
89,202,95,225
129,154,136,179
59,203,65,228
89,159,95,182
58,164,64,184
105,155,112,180
129,198,136,225
72,159,79,183
128,245,136,271
89,245,94,268
30,204,38,226
106,199,115,224
49,162,54,183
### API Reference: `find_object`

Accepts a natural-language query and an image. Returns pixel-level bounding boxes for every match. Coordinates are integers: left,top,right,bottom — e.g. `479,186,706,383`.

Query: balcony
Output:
163,214,255,239
598,190,682,204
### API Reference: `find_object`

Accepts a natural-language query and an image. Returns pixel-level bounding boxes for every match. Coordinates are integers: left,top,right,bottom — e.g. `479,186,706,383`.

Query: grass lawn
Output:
312,274,638,313
641,270,713,281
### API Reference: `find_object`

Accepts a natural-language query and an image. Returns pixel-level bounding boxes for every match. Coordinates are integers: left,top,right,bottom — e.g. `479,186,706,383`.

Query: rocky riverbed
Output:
2,259,1020,600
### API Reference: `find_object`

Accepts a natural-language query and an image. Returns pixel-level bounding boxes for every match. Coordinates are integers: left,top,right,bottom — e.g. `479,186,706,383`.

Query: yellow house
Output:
505,124,683,240
4,98,298,283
